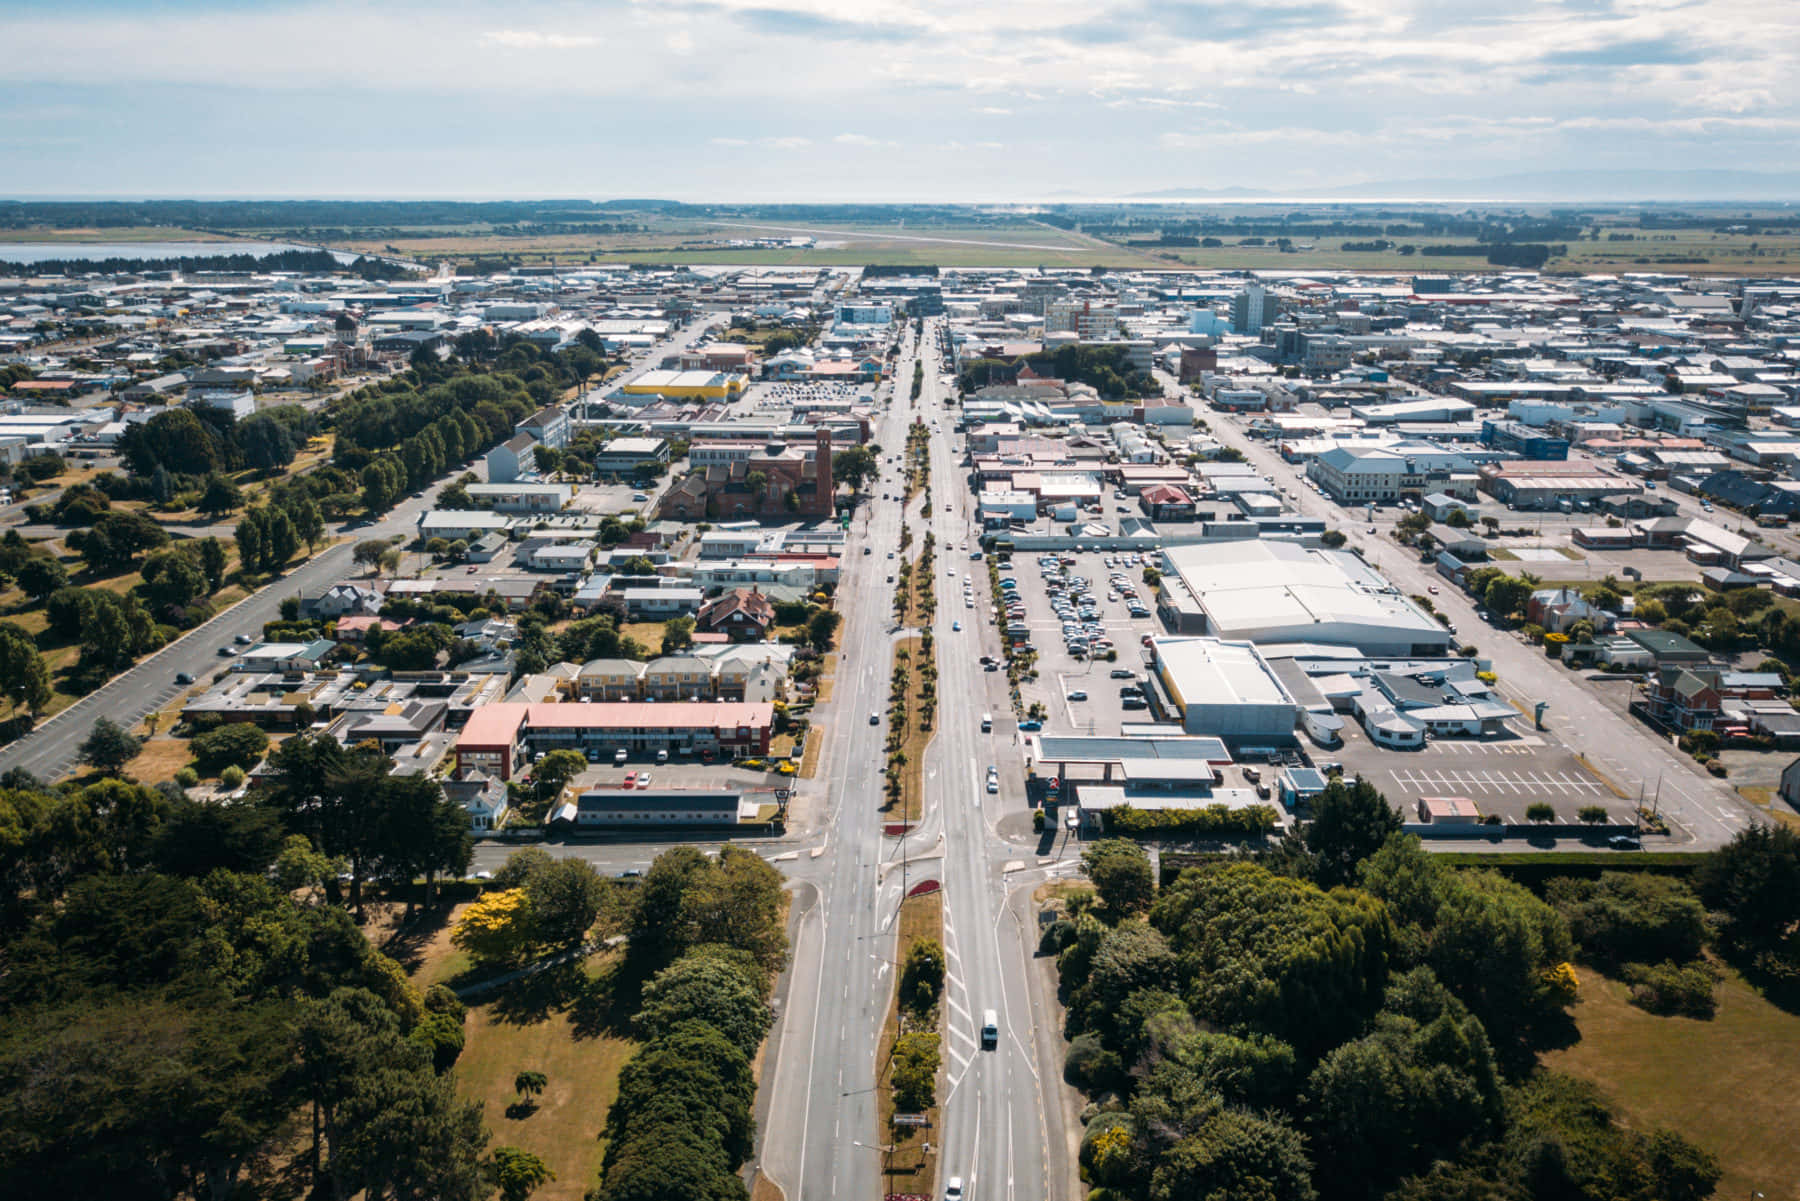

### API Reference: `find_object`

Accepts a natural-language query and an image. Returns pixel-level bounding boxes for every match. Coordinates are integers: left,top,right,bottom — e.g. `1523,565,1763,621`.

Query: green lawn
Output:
404,909,638,1201
1542,964,1800,1201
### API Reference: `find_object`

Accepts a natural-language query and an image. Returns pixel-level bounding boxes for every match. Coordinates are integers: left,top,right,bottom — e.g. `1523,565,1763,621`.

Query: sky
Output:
1,0,1796,201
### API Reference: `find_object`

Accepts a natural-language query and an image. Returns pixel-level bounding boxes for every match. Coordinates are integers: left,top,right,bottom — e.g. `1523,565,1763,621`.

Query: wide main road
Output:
760,325,926,1201
918,317,1066,1201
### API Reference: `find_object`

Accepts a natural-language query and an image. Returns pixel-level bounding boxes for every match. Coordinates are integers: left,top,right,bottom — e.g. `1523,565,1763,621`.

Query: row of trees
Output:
593,845,789,1201
1050,774,1734,1201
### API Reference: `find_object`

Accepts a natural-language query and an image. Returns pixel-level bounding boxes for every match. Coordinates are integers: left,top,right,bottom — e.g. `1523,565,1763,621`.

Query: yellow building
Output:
619,370,744,401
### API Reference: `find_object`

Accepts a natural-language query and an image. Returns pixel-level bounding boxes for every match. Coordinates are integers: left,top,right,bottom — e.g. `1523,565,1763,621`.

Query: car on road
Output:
887,551,895,558
1110,668,1135,679
234,632,252,644
1067,689,1088,701
952,620,961,631
174,671,194,685
944,1178,965,1201
217,646,236,656
1019,719,1042,731
1427,585,1439,594
870,712,880,725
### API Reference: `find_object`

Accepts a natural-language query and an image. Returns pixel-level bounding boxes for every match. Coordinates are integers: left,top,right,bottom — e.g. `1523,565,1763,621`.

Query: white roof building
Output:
1160,540,1452,656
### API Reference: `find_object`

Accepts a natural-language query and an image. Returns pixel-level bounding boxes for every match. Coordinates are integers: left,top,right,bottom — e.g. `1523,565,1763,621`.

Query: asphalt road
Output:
1180,374,1763,849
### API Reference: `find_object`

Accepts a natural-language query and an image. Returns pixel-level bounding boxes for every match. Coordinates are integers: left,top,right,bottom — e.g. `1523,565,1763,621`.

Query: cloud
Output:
833,132,887,145
481,30,601,49
976,106,1012,115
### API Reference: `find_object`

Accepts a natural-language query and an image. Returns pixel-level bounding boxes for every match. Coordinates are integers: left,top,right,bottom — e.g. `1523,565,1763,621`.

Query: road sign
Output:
892,1114,931,1128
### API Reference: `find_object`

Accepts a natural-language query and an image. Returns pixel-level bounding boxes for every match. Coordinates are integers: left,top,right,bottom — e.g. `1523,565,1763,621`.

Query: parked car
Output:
1067,690,1088,701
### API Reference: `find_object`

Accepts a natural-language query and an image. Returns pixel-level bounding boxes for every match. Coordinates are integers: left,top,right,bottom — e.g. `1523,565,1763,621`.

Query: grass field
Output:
1542,964,1800,1201
403,906,637,1201
0,226,235,244
874,889,944,1198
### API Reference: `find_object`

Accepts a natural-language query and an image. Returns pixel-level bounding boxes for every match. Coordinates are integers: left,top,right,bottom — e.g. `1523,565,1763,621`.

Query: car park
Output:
636,772,652,789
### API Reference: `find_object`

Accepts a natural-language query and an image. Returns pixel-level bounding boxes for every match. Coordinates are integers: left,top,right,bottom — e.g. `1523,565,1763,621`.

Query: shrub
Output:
1064,1031,1124,1095
189,722,270,772
1706,758,1729,777
1101,803,1277,837
1525,802,1556,822
218,765,246,789
1622,960,1719,1018
173,766,199,788
1578,805,1608,823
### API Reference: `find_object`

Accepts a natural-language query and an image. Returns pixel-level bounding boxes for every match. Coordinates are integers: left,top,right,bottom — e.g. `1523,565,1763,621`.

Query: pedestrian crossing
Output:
1388,766,1607,798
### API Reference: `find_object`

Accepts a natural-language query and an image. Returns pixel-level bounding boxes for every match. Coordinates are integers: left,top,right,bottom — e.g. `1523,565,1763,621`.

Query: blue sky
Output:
0,0,1795,199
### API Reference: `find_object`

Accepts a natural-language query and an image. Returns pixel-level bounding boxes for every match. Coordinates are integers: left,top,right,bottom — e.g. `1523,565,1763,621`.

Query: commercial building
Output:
1152,637,1299,743
1159,540,1453,656
1480,419,1569,460
556,789,757,828
618,370,745,401
1231,283,1278,334
453,701,775,779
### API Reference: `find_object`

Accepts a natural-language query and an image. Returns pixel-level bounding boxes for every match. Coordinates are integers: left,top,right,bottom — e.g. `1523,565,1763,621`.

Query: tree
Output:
489,1147,554,1201
451,888,538,967
513,1070,548,1106
1304,776,1403,888
1151,862,1392,1056
805,608,841,651
635,952,774,1050
831,445,878,494
236,412,297,471
189,722,269,773
198,536,229,592
899,937,946,1014
531,749,588,805
1695,823,1800,974
525,856,608,948
890,1031,940,1112
353,538,393,572
15,554,67,600
198,473,242,516
1149,1109,1317,1201
1482,574,1533,621
142,550,208,612
660,616,695,654
0,624,51,716
1082,838,1155,916
78,716,141,775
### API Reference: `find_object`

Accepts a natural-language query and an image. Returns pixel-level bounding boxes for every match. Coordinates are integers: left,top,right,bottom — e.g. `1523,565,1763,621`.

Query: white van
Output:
980,713,992,732
980,1010,998,1049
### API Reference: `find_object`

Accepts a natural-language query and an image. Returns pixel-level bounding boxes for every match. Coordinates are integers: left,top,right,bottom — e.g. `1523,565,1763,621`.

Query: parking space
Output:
1324,715,1622,821
1000,548,1165,735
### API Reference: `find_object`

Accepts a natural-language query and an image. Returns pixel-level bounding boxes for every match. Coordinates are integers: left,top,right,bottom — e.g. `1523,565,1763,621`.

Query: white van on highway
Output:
980,1010,998,1050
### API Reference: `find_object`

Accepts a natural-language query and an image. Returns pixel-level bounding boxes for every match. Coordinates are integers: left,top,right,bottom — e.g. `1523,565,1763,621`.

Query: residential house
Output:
576,659,645,701
443,771,509,832
302,583,384,619
696,587,776,641
643,655,713,701
1527,588,1610,635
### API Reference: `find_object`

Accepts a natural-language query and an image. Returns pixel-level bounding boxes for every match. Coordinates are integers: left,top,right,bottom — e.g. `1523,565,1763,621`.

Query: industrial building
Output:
1158,540,1453,656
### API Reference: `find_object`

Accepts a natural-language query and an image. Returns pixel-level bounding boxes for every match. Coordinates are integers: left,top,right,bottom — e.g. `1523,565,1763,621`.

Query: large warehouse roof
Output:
1163,540,1449,652
1153,637,1293,707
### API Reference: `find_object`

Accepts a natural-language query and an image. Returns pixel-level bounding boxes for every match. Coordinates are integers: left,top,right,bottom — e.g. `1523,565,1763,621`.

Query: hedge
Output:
1101,803,1278,837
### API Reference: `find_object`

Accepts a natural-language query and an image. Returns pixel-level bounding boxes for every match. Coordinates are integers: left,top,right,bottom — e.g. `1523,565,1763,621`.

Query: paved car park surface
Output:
1000,548,1165,735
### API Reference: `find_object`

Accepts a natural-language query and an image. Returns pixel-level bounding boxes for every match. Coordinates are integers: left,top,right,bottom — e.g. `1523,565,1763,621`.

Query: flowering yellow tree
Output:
452,888,537,967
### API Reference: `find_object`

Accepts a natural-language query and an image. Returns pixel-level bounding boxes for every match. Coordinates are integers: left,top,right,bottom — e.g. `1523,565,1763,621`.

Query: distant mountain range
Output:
1124,170,1800,203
